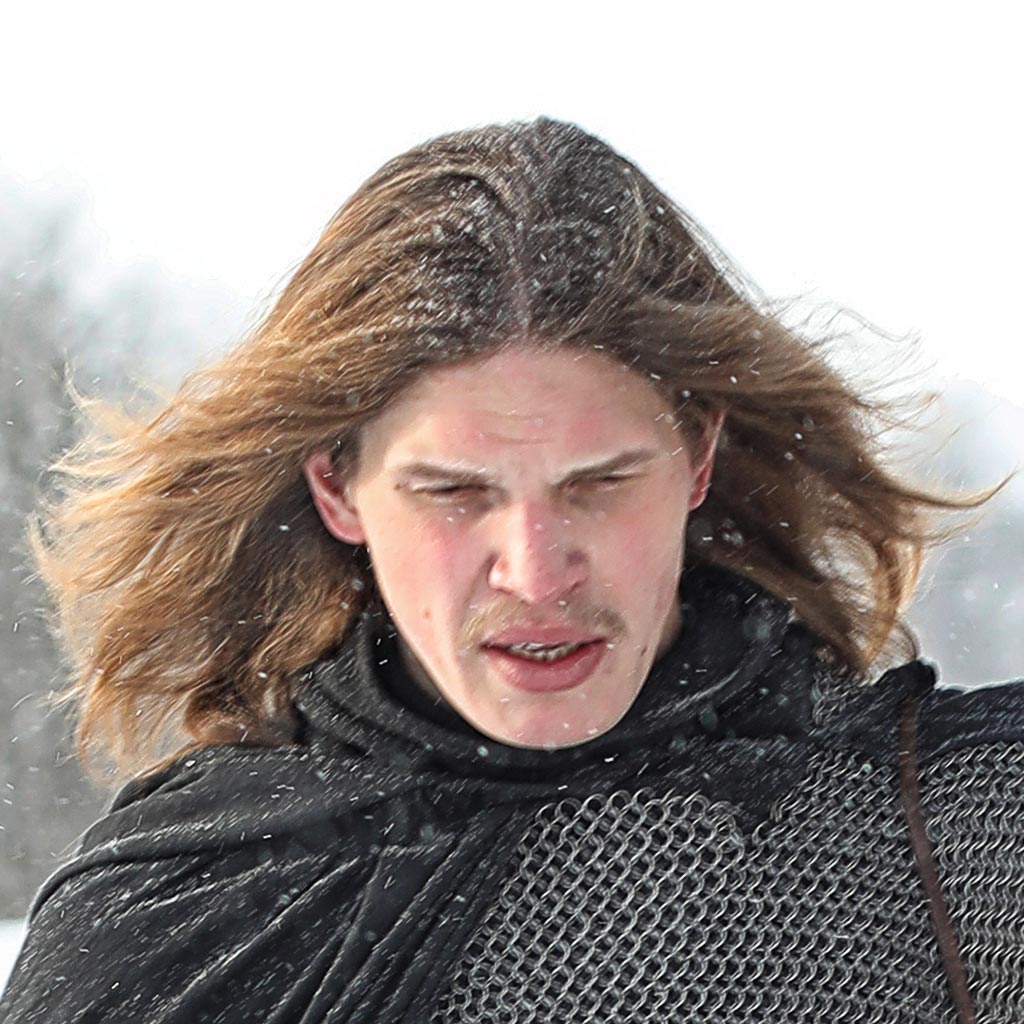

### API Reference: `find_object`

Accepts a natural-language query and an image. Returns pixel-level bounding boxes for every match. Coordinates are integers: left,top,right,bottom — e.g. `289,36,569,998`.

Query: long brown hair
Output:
31,118,983,776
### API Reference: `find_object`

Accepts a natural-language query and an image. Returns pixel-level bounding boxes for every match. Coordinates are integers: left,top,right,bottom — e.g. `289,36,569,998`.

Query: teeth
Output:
505,641,584,662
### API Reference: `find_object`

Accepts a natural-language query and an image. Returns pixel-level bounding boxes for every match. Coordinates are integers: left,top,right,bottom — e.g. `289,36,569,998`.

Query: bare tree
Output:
0,181,244,916
0,195,101,916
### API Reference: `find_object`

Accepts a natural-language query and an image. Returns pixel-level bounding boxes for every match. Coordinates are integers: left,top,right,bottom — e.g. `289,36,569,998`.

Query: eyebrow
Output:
394,448,663,487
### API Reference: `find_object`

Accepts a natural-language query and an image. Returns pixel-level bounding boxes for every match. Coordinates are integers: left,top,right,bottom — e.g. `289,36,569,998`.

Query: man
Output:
2,118,1022,1022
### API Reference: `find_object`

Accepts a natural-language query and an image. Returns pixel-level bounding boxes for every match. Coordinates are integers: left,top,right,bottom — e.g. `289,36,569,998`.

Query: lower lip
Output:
483,641,607,693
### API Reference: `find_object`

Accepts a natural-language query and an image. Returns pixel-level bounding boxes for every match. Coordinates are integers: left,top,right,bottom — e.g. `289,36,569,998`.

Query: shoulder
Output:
34,740,427,914
3,743,434,1022
813,660,1024,764
918,676,1024,762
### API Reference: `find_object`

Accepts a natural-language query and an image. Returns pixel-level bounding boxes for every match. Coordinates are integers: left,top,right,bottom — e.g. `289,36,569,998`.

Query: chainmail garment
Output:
431,744,1024,1023
922,742,1024,1021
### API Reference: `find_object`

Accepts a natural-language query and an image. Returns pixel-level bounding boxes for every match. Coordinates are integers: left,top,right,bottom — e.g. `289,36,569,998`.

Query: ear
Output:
303,450,367,545
688,407,725,511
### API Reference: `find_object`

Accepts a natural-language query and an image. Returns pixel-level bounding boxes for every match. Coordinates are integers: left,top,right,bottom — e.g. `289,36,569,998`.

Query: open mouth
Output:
482,639,607,693
499,641,590,662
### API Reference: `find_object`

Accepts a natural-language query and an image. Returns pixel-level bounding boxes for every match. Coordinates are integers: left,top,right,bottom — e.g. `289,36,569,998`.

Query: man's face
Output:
305,345,720,749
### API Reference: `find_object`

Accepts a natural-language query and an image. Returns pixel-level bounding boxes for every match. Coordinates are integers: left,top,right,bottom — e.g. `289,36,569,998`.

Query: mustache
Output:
461,601,626,645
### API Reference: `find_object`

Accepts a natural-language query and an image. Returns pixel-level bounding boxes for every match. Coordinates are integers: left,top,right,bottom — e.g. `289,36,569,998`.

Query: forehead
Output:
358,345,678,467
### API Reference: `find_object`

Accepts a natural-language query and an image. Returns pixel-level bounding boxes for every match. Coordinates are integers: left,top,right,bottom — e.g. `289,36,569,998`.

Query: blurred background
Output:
2,0,1022,984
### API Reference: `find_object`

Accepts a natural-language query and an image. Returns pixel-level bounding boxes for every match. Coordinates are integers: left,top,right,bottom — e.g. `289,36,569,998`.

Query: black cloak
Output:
2,566,1023,1022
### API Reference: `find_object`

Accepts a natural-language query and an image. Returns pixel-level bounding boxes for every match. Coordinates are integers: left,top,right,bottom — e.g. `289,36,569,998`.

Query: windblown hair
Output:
32,118,979,775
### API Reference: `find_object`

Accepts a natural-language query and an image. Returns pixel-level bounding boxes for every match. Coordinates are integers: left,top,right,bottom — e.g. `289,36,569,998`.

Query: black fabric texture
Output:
370,615,483,739
2,564,1022,1023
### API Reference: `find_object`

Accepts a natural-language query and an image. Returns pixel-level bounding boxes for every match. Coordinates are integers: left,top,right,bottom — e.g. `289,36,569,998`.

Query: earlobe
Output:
303,450,367,545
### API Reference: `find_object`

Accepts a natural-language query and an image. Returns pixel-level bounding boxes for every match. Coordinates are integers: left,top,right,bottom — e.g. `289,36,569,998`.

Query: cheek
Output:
596,495,689,627
375,516,478,621
605,492,688,570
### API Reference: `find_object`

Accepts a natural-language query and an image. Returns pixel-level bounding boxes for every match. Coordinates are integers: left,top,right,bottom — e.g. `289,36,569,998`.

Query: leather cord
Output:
899,698,978,1024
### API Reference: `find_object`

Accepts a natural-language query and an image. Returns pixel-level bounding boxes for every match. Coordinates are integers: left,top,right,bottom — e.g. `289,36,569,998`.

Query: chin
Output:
480,703,624,750
494,729,607,751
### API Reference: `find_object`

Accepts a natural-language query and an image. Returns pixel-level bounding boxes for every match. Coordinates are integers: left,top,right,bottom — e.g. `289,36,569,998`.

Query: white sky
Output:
3,1,1022,415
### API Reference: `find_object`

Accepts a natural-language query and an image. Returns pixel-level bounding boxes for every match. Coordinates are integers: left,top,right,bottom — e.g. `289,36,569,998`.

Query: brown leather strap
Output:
898,698,978,1024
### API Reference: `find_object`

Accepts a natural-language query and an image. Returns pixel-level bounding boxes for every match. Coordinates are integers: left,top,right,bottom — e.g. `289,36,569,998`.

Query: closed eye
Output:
412,484,487,500
570,474,635,487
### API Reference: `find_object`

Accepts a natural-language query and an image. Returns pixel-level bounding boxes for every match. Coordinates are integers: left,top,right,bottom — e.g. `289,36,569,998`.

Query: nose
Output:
486,499,587,605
